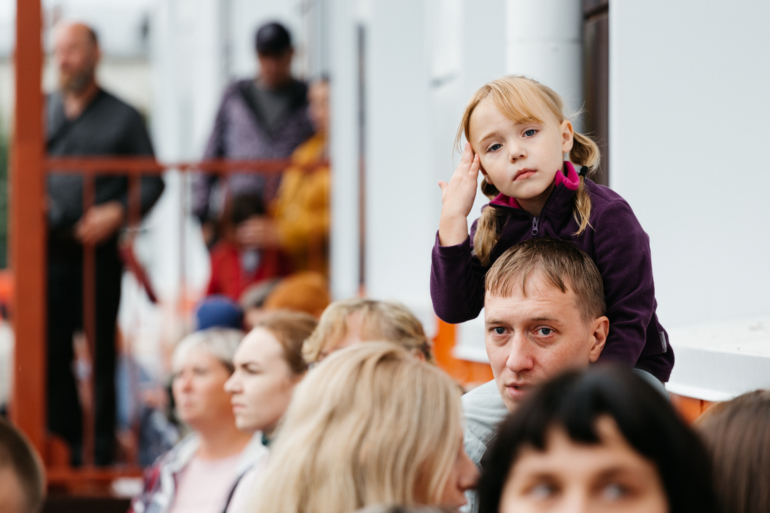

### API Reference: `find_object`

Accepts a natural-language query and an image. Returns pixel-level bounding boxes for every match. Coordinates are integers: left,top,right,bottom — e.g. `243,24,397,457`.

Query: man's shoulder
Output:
97,90,142,115
462,380,509,462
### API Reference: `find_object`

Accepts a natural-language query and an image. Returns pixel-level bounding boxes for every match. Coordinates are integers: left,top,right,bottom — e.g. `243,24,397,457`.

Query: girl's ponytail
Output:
473,177,508,266
569,132,601,236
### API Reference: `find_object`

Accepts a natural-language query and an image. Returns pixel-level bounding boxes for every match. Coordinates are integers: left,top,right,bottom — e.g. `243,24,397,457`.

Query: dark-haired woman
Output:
477,365,718,513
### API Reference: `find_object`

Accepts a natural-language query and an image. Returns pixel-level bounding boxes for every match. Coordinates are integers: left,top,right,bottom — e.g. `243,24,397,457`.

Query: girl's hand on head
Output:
438,143,480,246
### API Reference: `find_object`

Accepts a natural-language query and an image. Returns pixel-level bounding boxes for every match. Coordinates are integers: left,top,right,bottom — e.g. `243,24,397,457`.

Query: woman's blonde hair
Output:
251,342,463,513
456,75,601,266
303,299,434,364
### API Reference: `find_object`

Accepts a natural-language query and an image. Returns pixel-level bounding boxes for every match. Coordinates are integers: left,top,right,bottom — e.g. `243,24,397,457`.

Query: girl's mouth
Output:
514,169,536,181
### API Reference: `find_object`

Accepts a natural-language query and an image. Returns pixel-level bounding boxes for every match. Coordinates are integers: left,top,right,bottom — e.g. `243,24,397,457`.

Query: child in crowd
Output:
477,366,717,513
696,390,770,513
431,75,673,382
207,193,292,301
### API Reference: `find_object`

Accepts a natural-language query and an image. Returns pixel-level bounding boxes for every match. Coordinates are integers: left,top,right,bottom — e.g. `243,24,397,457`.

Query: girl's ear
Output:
561,120,575,153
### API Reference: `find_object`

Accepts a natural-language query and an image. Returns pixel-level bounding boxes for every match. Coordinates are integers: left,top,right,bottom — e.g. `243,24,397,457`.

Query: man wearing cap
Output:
194,21,314,247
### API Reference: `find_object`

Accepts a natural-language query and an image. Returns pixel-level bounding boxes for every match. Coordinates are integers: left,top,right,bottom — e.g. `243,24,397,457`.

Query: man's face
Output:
485,271,608,412
54,24,99,93
257,50,293,89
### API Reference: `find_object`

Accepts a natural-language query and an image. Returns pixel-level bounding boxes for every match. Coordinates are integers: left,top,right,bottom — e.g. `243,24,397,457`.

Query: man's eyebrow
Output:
484,317,509,325
530,316,563,324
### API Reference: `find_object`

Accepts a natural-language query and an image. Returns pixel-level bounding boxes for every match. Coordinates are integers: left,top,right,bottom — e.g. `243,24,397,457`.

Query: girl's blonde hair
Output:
303,298,434,364
250,342,463,513
456,75,601,266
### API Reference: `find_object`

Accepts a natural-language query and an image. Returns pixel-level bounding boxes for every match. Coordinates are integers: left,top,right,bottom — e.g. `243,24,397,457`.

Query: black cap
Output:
255,22,292,56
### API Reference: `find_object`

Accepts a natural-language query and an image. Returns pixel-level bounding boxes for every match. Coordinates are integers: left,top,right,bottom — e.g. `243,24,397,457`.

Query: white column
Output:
364,0,436,332
328,0,361,299
505,0,583,124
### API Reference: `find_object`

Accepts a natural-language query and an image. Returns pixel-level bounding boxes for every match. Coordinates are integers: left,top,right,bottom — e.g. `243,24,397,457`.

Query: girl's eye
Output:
524,129,537,137
536,327,553,336
602,483,628,501
487,143,502,152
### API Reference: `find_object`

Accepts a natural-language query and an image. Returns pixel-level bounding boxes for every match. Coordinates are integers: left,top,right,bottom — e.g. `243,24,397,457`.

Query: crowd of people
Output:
4,13,766,513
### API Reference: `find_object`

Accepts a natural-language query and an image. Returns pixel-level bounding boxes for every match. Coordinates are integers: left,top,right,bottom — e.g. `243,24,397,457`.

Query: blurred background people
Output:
0,419,45,513
195,296,245,331
251,343,478,513
477,366,717,513
695,389,770,513
46,21,165,466
130,329,261,513
269,77,331,275
194,21,313,246
303,298,433,365
224,311,318,513
206,193,293,301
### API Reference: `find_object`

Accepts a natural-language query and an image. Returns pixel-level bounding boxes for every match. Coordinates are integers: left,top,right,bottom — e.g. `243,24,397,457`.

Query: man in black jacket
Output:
47,22,164,466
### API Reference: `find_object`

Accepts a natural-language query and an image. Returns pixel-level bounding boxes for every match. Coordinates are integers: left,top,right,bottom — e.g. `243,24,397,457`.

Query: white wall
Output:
610,1,770,329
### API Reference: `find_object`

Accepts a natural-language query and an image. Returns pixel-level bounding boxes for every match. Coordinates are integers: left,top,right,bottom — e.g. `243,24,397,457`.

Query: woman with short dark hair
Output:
477,366,718,513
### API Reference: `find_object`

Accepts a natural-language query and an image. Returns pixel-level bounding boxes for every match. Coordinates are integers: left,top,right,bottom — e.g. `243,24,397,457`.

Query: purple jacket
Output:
193,79,314,222
430,162,674,382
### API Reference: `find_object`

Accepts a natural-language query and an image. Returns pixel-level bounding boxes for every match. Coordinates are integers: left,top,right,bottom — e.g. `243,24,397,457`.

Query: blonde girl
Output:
249,342,478,513
430,75,672,383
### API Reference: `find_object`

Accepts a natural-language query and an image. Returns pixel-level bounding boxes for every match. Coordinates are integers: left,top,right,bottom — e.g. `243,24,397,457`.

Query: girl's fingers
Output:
438,180,448,192
469,154,480,176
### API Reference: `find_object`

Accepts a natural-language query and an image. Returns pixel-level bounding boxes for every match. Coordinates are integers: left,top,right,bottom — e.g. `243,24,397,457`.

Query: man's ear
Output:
588,316,609,363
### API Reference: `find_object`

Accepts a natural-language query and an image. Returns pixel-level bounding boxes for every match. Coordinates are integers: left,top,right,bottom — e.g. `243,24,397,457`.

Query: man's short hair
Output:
485,238,606,322
254,22,292,56
0,419,45,512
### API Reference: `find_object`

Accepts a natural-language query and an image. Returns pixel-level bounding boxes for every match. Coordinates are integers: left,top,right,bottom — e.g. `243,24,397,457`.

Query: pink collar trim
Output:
490,161,580,208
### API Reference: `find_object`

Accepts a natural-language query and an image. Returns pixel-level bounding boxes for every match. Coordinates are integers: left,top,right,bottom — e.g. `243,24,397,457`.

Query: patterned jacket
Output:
192,78,314,222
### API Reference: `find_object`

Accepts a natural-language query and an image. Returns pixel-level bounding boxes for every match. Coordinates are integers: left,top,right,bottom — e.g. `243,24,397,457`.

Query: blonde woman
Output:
250,342,478,513
303,298,433,364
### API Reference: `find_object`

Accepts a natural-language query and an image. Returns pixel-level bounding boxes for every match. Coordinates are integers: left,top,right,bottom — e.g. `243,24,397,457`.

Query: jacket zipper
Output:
532,217,539,236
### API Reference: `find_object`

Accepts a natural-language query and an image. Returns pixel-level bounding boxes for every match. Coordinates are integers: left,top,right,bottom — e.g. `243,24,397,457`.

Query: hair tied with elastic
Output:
578,165,588,177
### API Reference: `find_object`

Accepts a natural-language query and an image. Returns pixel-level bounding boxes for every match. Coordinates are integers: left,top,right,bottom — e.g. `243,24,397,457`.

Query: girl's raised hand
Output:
438,143,481,247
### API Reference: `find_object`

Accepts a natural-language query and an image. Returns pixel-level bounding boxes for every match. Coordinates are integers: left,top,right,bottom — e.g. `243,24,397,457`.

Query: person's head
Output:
484,238,608,411
303,298,433,364
239,279,282,330
53,22,100,94
252,343,477,513
263,272,331,319
695,389,770,513
230,193,267,227
254,22,294,89
0,420,45,513
309,77,330,134
225,311,317,436
458,75,600,265
195,295,244,331
171,329,244,430
478,366,718,513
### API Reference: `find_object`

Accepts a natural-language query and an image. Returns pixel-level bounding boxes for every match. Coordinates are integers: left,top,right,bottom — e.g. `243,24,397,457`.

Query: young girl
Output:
430,75,673,383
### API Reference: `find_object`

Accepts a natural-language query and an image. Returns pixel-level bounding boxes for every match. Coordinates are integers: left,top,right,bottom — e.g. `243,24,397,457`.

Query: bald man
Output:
47,22,164,466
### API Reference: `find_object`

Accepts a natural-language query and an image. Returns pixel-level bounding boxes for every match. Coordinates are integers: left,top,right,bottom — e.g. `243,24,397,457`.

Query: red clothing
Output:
207,242,292,301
